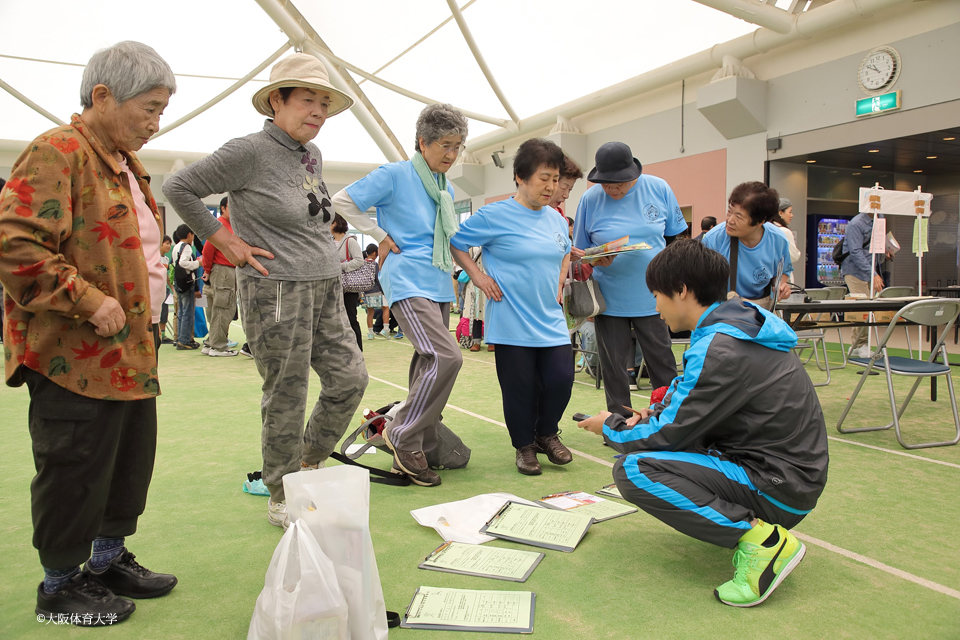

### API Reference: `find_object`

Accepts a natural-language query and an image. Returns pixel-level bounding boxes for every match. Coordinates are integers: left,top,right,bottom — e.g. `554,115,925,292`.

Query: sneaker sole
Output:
108,578,178,599
714,541,806,608
381,426,425,477
408,474,441,487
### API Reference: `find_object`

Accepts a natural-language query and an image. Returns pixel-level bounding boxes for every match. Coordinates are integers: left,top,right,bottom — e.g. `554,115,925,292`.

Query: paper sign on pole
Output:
859,188,932,216
870,217,886,254
912,217,929,255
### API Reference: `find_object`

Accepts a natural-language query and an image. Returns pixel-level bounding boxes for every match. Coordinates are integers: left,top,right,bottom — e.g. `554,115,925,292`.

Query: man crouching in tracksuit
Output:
578,239,828,607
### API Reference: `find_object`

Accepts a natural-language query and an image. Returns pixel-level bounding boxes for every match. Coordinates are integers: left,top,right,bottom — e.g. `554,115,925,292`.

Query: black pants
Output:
342,291,362,351
613,452,808,549
24,330,160,569
595,314,678,417
494,344,574,449
471,319,483,340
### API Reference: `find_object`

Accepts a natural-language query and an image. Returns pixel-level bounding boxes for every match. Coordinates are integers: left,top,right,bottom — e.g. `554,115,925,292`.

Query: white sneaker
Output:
850,345,871,359
201,345,211,355
208,348,239,357
267,499,289,529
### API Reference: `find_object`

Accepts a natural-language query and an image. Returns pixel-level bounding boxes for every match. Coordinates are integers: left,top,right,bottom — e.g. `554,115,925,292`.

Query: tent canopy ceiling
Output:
1,0,813,164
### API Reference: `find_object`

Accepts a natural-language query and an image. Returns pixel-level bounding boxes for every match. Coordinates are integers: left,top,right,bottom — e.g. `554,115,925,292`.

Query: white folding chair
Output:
792,288,843,385
837,299,960,449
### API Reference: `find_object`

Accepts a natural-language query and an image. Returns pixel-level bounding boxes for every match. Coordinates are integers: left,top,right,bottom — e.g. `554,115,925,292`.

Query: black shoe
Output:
516,444,542,475
240,343,253,358
36,572,135,626
188,340,201,348
85,550,178,599
535,432,573,465
175,342,197,350
160,337,176,345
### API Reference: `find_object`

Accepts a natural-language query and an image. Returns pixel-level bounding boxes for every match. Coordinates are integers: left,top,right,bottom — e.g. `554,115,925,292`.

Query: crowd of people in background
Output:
0,43,833,626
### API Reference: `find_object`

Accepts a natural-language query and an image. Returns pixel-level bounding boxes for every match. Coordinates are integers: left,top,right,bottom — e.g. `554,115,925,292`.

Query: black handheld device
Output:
571,412,591,422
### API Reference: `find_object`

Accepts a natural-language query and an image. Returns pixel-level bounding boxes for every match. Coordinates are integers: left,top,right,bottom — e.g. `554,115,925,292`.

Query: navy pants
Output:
494,344,574,449
614,451,809,549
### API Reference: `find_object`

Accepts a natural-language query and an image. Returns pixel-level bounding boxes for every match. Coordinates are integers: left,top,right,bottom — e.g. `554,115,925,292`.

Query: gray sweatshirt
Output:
162,120,339,282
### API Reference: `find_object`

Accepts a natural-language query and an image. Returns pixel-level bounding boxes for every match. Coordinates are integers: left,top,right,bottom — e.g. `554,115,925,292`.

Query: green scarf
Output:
412,151,458,272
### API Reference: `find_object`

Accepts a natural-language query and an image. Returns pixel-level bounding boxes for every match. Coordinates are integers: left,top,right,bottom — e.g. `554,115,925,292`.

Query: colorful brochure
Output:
419,541,544,583
401,586,535,633
537,491,637,522
479,501,593,553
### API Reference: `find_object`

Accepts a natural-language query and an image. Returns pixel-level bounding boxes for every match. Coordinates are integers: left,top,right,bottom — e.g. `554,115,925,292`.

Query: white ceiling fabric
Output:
0,0,769,163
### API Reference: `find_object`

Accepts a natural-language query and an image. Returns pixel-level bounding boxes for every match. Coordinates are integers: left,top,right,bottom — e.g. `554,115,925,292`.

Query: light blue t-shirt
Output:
450,198,571,347
701,222,793,299
573,176,687,317
345,161,456,305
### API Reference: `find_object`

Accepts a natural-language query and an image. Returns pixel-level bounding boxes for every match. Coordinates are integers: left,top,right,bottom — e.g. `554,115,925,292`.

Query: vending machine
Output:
805,215,855,288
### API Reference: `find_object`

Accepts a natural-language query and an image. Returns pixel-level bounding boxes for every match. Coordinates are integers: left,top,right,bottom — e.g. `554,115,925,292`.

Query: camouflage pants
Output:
237,273,368,502
204,264,237,351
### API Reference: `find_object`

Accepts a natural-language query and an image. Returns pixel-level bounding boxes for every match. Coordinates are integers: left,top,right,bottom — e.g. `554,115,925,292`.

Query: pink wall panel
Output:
643,149,727,233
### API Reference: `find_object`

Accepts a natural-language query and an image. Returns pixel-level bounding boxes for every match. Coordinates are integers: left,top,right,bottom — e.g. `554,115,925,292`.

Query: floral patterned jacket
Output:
0,114,162,400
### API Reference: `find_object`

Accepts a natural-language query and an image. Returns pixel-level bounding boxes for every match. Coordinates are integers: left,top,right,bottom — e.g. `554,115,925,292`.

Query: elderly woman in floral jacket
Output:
0,41,178,626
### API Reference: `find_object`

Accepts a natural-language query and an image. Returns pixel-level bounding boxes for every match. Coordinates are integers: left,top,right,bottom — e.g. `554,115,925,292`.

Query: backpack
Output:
832,239,848,266
173,243,196,293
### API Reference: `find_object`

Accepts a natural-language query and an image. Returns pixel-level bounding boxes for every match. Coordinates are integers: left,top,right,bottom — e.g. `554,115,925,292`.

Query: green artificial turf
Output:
2,322,959,639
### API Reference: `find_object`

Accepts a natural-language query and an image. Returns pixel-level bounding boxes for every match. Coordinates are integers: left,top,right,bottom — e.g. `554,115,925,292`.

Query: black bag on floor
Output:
335,401,471,484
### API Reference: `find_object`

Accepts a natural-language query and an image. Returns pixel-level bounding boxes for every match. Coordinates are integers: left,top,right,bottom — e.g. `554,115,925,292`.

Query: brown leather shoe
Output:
515,444,542,475
487,344,495,352
535,432,573,465
469,343,481,352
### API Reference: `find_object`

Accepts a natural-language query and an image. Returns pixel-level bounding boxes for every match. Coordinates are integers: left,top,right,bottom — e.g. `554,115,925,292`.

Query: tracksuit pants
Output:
237,273,369,502
595,314,678,417
388,298,463,454
614,451,809,549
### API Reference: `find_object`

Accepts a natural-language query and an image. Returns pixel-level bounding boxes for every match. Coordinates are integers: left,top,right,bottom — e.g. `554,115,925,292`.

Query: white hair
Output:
80,41,176,108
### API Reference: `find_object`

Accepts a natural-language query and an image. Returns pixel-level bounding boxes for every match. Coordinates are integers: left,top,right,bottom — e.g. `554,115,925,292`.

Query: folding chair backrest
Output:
805,288,830,301
825,286,847,300
897,299,960,328
877,286,914,298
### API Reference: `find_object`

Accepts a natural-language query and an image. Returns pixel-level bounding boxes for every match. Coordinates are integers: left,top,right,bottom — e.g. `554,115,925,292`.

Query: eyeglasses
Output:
433,141,463,155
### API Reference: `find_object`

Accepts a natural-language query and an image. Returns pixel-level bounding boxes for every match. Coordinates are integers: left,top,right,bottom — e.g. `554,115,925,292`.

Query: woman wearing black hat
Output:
572,141,687,419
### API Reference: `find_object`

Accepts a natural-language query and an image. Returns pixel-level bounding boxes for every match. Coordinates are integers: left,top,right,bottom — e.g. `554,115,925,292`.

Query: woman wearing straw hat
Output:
163,54,368,528
332,104,467,488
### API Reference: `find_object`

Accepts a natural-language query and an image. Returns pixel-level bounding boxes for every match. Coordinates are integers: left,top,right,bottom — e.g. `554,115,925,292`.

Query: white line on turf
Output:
366,372,960,601
367,375,614,470
793,532,960,601
826,436,960,470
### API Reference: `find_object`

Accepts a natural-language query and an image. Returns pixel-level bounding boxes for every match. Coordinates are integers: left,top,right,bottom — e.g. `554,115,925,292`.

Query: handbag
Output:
567,277,606,318
340,237,377,293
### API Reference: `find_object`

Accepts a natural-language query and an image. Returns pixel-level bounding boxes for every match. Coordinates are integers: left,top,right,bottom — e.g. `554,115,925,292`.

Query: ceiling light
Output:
927,155,938,159
806,160,816,164
944,137,956,141
868,149,880,153
914,170,923,173
862,165,872,169
852,172,861,176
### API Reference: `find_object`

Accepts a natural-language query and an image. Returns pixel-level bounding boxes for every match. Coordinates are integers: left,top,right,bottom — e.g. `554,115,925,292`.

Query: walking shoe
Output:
534,432,573,465
175,342,198,350
267,499,289,529
300,460,326,471
85,550,177,599
389,461,441,486
36,571,136,626
849,345,872,359
240,343,253,358
227,340,238,348
469,343,481,352
487,344,495,352
188,340,201,348
160,337,176,345
394,330,404,340
367,331,375,339
714,521,806,607
382,425,428,475
201,345,211,355
208,348,239,357
515,444,542,475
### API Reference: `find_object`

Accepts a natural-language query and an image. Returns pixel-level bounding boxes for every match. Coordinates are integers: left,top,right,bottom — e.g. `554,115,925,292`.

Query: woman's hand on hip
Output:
474,273,503,302
378,235,400,268
209,227,273,277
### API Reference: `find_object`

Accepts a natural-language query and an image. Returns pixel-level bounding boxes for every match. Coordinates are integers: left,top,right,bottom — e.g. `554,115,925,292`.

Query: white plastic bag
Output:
285,466,389,640
248,520,349,640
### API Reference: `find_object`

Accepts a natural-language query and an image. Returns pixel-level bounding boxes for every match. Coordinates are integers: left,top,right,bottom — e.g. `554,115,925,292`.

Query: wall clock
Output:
858,46,901,94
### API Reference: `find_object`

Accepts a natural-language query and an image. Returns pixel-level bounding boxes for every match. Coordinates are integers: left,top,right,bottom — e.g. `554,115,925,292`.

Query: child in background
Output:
362,244,389,340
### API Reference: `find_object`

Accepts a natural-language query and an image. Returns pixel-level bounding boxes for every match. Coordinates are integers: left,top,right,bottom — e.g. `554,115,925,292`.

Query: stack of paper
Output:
480,501,593,553
538,491,637,522
401,587,536,633
419,542,544,583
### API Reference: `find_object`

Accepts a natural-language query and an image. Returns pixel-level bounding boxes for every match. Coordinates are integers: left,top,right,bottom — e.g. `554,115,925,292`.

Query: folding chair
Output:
792,288,840,386
571,329,601,389
875,286,915,358
837,299,960,449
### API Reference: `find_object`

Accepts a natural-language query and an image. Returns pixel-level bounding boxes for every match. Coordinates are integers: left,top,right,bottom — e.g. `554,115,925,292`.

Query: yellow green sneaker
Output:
714,521,805,607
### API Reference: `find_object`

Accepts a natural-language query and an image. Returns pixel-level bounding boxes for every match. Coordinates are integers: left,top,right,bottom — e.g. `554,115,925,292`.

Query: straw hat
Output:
252,53,354,118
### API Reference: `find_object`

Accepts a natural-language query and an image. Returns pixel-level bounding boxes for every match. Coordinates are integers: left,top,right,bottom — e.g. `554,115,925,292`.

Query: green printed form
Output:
421,542,543,581
597,484,624,499
483,502,593,551
539,491,637,521
403,587,534,631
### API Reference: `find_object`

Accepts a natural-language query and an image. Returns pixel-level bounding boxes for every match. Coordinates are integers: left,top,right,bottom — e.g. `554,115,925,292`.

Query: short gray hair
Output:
414,104,468,154
80,41,176,108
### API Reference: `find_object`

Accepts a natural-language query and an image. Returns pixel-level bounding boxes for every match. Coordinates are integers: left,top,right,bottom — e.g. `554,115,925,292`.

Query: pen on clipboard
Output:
426,541,452,560
485,501,512,527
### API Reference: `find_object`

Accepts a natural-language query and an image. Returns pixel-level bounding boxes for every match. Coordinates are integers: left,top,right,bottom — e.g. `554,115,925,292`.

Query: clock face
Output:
859,48,899,93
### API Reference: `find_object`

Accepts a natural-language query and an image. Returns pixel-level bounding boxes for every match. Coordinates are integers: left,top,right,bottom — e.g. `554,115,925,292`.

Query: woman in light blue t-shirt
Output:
450,138,574,476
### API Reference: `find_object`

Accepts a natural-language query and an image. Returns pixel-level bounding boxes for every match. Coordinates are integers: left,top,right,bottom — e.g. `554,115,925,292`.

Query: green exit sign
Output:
856,91,902,117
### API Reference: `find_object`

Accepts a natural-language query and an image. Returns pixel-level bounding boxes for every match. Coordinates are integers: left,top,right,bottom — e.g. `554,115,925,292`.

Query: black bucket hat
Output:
587,142,643,184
